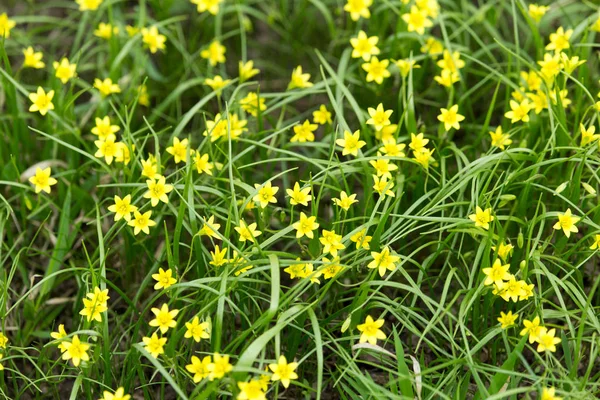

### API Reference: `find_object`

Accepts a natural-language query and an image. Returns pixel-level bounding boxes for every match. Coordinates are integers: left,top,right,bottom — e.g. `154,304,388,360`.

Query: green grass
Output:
1,0,600,399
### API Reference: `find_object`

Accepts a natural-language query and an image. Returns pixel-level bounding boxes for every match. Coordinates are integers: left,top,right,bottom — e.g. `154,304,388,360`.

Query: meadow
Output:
0,0,599,398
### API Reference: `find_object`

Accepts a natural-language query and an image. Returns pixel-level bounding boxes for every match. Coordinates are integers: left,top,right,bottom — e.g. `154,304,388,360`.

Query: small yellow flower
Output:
366,103,393,131
286,182,312,206
94,78,121,97
528,4,549,23
76,0,104,11
191,0,223,15
437,51,466,72
497,311,518,329
207,353,233,380
288,66,313,90
152,268,177,290
79,295,107,322
194,152,214,175
186,355,212,382
125,25,139,37
357,315,386,345
184,316,210,342
138,84,150,106
141,156,160,179
29,87,55,116
546,27,572,53
269,355,298,389
580,124,599,146
333,191,358,211
395,59,420,78
489,126,512,150
50,324,68,353
520,316,543,343
292,212,319,239
368,246,400,277
128,210,156,235
350,229,372,250
319,229,345,256
362,57,390,84
201,40,226,66
370,156,398,179
320,257,343,279
166,137,189,163
235,219,262,242
199,215,221,239
142,333,167,358
94,134,121,165
210,245,228,267
107,194,137,222
0,13,16,38
28,167,58,194
560,53,586,74
482,259,511,286
336,130,366,157
239,60,260,82
553,208,579,238
61,335,90,367
350,30,380,61
94,22,119,39
92,116,120,139
541,387,562,400
421,37,443,57
492,242,514,261
437,104,465,131
240,92,267,116
291,120,318,143
0,332,7,348
143,176,174,207
535,327,561,353
372,175,395,197
590,234,600,250
204,75,231,95
344,0,372,21
149,303,180,334
379,139,406,157
408,133,429,152
468,206,494,230
253,182,279,208
538,53,562,82
23,47,45,69
100,387,131,400
312,104,332,125
237,379,266,400
53,58,77,84
141,26,166,53
434,68,460,87
401,6,433,35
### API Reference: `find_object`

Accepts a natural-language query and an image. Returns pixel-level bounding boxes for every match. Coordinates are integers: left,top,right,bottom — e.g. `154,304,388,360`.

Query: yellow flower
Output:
319,229,345,256
437,104,465,131
240,92,267,116
497,311,518,329
592,16,600,33
184,316,210,342
528,4,549,23
362,57,390,84
62,335,90,367
590,234,600,250
138,84,150,106
527,90,548,114
194,152,214,175
107,194,137,222
253,182,279,208
415,0,440,18
141,26,166,53
286,182,312,206
288,65,313,90
239,60,259,82
128,210,156,235
520,316,543,343
100,387,131,400
292,212,319,239
203,114,228,142
505,99,533,123
94,134,121,165
489,126,512,150
434,68,460,87
191,0,223,15
53,58,77,84
344,0,372,21
208,353,233,380
409,133,429,152
199,215,221,239
152,268,177,290
22,47,45,69
535,327,561,353
204,75,231,95
269,355,298,389
141,156,160,179
142,333,167,358
125,25,139,37
336,130,366,157
166,137,189,163
553,208,579,238
350,30,380,61
580,123,599,146
541,387,562,400
143,176,174,207
0,13,16,38
88,286,109,305
520,70,542,91
357,315,386,345
469,206,494,230
350,229,372,250
237,379,266,400
284,260,319,283
92,116,120,139
29,87,55,116
413,147,435,169
546,27,572,53
94,78,121,97
210,245,228,267
499,276,525,302
333,191,358,211
370,156,398,179
366,103,393,131
76,0,103,11
538,53,562,82
291,120,318,143
436,51,465,72
379,139,406,157
320,256,343,279
312,104,332,125
201,40,226,66
186,355,212,382
28,167,58,194
0,332,7,348
368,246,400,277
0,354,3,370
149,303,179,334
79,295,107,322
492,242,514,261
420,37,443,56
235,219,262,242
402,6,433,35
560,53,586,74
372,175,395,197
94,22,119,39
50,324,68,353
